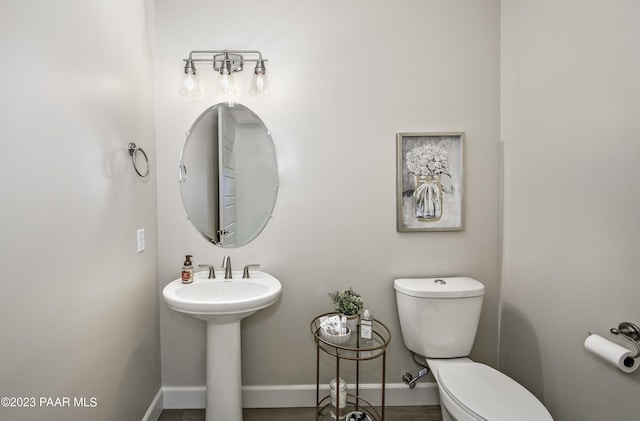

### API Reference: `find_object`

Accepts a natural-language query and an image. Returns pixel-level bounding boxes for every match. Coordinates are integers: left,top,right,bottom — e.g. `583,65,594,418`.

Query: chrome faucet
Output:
198,264,215,279
222,255,232,279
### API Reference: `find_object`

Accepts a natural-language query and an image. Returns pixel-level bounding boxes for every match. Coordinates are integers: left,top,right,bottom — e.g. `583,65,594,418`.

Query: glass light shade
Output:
249,72,270,96
179,73,201,97
216,72,237,100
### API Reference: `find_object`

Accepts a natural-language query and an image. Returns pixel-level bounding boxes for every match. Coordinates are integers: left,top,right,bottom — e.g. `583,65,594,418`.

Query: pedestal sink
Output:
163,271,282,421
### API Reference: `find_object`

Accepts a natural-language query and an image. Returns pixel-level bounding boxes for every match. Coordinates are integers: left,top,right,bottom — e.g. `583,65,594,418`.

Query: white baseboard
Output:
142,388,163,421
162,386,207,409
162,382,440,409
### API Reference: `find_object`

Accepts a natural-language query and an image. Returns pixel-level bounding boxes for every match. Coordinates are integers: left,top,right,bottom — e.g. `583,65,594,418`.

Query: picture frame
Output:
396,132,464,232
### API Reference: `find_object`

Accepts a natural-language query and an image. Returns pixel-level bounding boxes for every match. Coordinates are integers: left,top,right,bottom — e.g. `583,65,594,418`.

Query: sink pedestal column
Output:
206,320,243,421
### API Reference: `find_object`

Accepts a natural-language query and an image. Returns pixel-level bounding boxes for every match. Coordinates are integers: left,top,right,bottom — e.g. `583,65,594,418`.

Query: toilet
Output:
394,277,553,421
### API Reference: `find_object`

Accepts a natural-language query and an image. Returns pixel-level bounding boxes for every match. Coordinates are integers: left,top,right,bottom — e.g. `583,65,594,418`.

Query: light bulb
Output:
249,59,270,96
249,72,270,96
216,71,237,100
179,72,201,97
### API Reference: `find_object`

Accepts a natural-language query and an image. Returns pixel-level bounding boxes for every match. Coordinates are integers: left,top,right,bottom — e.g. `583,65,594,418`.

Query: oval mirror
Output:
179,103,278,247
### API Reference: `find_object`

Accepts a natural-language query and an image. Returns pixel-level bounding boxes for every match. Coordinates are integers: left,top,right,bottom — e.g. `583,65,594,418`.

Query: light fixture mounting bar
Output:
183,50,268,69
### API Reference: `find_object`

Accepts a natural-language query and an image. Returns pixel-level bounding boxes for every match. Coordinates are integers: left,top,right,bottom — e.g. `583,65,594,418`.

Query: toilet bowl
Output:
394,277,553,421
428,358,552,421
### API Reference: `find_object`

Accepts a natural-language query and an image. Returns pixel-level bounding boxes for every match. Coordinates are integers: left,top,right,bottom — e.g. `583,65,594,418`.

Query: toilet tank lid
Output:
394,277,485,298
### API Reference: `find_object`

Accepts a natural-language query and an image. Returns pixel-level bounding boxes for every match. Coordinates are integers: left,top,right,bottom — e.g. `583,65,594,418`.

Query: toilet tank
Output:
394,277,484,358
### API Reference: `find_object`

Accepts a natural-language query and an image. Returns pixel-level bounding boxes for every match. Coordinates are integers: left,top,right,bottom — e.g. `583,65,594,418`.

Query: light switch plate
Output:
137,229,145,253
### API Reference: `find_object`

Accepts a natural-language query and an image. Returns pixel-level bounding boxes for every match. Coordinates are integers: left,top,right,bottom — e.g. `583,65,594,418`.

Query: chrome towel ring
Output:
128,142,150,178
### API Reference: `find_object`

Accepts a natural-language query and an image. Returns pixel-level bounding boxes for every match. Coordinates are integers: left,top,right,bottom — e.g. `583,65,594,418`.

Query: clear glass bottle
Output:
330,377,347,420
360,309,373,346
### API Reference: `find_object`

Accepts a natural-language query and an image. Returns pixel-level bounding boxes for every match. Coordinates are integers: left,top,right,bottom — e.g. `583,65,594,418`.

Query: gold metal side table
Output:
310,313,392,421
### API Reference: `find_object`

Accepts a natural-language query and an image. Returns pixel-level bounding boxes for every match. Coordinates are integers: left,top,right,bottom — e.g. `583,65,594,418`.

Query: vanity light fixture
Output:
179,50,270,99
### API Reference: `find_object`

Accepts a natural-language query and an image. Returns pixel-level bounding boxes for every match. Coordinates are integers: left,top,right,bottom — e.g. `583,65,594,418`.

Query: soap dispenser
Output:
360,309,373,345
181,255,194,284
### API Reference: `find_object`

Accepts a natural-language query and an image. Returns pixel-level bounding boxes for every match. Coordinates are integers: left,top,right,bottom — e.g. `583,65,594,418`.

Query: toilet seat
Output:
437,362,553,421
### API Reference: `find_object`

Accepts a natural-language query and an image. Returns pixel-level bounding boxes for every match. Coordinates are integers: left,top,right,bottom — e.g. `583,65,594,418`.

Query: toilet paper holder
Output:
608,322,640,359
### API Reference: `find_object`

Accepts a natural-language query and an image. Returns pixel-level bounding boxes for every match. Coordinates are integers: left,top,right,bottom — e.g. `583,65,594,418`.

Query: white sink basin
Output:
163,270,282,421
163,271,281,322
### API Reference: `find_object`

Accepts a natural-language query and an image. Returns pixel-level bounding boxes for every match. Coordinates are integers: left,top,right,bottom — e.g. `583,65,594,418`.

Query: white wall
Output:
3,1,637,418
501,1,640,419
156,0,501,399
0,1,160,420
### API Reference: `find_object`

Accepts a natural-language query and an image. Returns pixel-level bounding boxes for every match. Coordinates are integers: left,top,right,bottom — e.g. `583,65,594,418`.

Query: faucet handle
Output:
242,264,260,279
198,264,215,279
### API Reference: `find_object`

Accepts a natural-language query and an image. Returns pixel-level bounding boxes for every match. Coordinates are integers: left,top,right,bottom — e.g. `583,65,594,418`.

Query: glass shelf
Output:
315,395,381,421
310,312,392,360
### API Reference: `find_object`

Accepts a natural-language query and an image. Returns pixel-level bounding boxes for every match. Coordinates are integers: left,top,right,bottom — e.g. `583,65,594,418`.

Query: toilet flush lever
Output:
434,279,446,285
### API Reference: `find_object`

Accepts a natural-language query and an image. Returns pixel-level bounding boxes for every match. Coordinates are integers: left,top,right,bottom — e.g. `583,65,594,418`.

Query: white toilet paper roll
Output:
584,334,638,373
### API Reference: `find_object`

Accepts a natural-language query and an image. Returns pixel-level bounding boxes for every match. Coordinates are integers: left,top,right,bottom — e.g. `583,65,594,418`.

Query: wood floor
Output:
159,406,443,421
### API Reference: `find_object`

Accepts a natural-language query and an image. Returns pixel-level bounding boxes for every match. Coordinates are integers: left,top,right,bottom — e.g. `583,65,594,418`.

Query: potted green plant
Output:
329,287,363,332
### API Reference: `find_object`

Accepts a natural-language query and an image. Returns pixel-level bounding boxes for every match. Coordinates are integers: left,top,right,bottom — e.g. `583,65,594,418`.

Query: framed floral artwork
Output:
396,132,464,232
